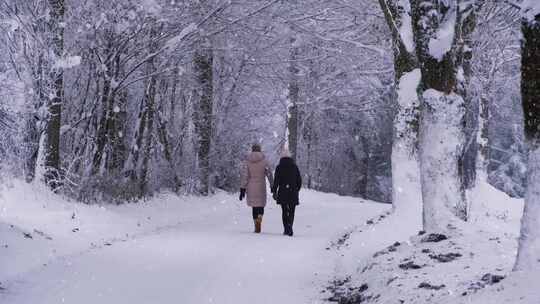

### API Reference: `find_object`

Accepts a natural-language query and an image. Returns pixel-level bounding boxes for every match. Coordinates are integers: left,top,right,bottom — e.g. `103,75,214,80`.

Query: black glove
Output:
239,188,246,201
272,192,278,202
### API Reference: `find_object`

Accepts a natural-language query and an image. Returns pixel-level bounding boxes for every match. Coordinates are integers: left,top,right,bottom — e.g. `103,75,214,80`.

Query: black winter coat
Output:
272,157,302,205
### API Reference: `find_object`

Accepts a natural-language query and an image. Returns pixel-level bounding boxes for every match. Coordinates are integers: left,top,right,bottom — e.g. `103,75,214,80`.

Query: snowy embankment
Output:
0,180,232,283
0,180,389,304
325,181,535,304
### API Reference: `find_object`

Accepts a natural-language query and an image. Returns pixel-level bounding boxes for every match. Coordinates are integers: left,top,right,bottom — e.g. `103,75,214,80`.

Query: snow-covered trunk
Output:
24,53,45,183
193,45,214,196
412,0,467,231
419,91,466,231
43,0,64,190
456,0,483,213
392,68,422,217
474,94,489,182
34,131,47,184
24,110,40,182
378,0,422,216
515,12,540,271
516,145,540,271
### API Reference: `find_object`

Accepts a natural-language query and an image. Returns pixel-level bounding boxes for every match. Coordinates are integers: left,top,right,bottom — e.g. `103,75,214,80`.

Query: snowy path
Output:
1,191,388,304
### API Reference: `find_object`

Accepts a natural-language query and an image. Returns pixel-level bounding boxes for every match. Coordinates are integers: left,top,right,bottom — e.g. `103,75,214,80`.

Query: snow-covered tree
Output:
41,0,64,191
411,0,475,231
378,0,422,216
514,1,540,272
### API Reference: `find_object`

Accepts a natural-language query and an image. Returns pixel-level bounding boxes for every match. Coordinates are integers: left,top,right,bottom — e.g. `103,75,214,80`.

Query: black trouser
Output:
252,207,264,219
281,203,296,232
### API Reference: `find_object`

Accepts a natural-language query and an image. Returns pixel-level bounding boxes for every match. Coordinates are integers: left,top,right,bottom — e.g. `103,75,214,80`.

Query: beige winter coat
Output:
240,152,274,207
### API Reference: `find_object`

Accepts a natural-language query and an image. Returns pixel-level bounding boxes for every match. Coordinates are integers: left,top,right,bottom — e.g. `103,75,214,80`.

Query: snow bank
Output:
468,181,523,234
458,270,540,304
327,181,529,304
1,180,390,304
0,180,232,282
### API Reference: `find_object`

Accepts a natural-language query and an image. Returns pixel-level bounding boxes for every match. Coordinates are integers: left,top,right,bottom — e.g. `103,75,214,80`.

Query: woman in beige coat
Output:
239,144,274,233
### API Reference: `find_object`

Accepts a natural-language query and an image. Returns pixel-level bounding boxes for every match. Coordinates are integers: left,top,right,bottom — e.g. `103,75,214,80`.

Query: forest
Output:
0,1,530,202
0,0,539,304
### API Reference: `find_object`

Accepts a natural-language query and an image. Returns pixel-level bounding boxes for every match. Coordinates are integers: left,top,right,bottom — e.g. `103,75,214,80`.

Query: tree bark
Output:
137,25,162,196
125,97,148,182
456,0,484,216
287,37,300,161
44,0,64,190
90,69,112,176
90,44,121,176
193,46,214,196
157,112,181,192
515,14,540,271
140,74,156,196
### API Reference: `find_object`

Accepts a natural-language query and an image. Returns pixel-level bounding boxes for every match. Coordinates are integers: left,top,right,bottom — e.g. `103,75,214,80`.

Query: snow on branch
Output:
397,0,415,54
165,23,198,51
521,0,540,21
428,3,457,61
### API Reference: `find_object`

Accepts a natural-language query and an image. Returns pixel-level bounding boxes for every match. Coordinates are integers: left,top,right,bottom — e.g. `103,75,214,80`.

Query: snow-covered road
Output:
1,189,388,304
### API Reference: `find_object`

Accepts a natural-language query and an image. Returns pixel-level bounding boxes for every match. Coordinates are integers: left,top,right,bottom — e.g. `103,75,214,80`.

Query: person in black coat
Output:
272,147,302,236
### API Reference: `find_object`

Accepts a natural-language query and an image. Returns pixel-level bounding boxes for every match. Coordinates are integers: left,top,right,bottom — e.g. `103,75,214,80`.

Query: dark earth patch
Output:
418,282,446,290
421,233,448,243
399,261,423,270
429,252,462,263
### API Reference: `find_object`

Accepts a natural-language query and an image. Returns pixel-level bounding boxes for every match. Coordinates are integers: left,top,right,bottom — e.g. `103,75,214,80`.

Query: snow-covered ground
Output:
0,180,389,304
1,180,534,304
325,181,535,304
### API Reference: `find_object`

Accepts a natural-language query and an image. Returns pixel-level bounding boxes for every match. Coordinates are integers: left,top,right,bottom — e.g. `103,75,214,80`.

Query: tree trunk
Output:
287,37,300,161
138,26,162,196
157,112,181,192
515,14,540,271
378,0,422,216
477,94,490,179
108,54,127,172
90,72,112,176
90,45,119,176
140,75,157,196
391,66,422,216
193,46,213,196
24,52,45,182
412,0,467,232
456,0,487,217
43,0,64,190
125,97,148,182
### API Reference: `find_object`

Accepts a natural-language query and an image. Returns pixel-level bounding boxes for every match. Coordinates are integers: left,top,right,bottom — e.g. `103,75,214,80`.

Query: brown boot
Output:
254,215,262,233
